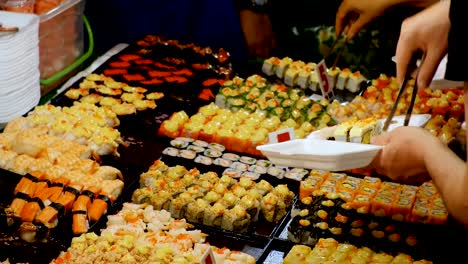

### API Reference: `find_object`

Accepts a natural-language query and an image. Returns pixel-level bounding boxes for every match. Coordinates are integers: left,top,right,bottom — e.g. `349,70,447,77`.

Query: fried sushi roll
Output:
221,204,251,232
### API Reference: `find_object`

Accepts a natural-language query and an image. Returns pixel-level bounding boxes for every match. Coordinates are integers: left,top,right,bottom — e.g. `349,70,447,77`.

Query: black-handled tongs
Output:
382,55,421,132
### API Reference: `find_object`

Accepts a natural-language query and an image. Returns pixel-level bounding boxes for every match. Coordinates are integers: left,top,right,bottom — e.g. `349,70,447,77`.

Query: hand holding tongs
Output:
323,26,350,70
382,55,421,132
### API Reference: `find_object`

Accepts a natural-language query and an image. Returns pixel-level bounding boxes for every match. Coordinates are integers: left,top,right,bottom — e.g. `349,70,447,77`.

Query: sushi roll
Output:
336,68,351,90
187,145,205,153
276,57,293,78
194,155,213,166
204,149,222,158
185,199,210,223
284,61,305,87
349,117,382,144
297,63,315,89
214,158,233,168
284,245,312,264
239,194,261,222
239,156,256,165
222,153,240,161
256,159,272,168
326,67,340,91
178,149,196,160
192,140,209,148
248,165,267,175
221,204,251,232
308,71,319,92
285,168,309,181
334,120,356,142
262,57,281,76
241,171,260,181
371,191,394,217
203,202,226,227
174,136,195,143
169,192,194,219
346,71,367,93
230,162,249,172
162,147,180,157
223,168,242,178
208,142,226,152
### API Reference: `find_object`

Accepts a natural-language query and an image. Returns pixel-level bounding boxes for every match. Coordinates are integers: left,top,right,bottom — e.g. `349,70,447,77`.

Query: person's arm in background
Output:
372,0,468,226
335,0,439,39
235,0,276,58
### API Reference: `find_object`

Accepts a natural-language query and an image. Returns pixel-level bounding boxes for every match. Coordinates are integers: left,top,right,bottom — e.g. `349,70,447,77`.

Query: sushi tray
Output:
272,196,468,264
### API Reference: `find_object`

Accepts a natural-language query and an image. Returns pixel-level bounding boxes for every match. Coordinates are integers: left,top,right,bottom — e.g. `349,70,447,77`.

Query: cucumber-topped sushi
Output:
221,204,251,232
349,117,382,144
262,57,281,76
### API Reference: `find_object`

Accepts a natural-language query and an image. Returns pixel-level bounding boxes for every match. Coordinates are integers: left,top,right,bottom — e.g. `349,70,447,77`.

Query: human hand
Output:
396,0,450,89
239,9,276,58
370,126,441,183
335,0,393,39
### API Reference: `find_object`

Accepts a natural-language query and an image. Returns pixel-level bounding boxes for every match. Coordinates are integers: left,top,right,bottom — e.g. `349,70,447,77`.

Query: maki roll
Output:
256,159,272,168
223,168,242,178
240,156,257,165
336,68,351,90
221,192,241,209
204,149,222,158
308,71,319,92
192,139,209,148
187,145,205,153
222,153,240,161
284,61,305,87
194,155,213,166
178,149,196,160
276,57,293,78
174,136,195,143
326,67,340,91
169,192,193,218
214,158,233,168
162,147,179,157
248,165,267,175
230,162,249,172
346,71,366,93
239,194,261,222
297,63,315,89
185,198,210,223
334,120,355,142
241,171,260,181
208,142,226,152
203,202,226,227
285,168,309,181
262,57,280,76
349,117,382,144
221,204,251,232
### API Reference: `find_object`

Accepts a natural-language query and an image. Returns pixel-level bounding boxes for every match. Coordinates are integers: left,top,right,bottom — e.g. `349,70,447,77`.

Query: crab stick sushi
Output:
72,195,92,235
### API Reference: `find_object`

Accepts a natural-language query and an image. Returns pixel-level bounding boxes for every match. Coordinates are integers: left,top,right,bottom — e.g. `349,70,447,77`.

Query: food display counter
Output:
0,30,467,264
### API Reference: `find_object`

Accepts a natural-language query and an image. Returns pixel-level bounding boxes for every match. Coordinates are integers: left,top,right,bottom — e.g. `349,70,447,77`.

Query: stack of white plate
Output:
0,11,40,127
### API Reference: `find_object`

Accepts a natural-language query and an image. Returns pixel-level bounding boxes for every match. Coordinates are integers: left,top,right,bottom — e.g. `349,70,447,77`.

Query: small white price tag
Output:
268,128,295,144
316,59,334,99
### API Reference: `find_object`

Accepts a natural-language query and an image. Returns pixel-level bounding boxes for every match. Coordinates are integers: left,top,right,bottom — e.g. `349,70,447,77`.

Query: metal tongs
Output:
382,55,421,132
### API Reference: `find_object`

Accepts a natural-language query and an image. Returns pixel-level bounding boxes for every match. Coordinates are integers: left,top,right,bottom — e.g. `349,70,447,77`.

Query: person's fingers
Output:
370,132,391,145
335,2,351,37
417,48,447,89
346,14,373,39
395,24,417,86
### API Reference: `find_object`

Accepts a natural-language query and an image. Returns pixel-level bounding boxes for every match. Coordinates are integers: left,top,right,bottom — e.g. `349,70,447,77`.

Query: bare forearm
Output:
423,139,468,226
391,0,439,8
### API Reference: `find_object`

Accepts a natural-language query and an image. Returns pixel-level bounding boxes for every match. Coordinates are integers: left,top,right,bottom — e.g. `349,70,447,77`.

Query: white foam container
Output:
257,139,382,171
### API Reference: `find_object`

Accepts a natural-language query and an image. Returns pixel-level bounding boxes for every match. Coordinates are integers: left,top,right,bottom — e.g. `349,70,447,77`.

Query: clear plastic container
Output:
0,0,35,13
38,0,85,94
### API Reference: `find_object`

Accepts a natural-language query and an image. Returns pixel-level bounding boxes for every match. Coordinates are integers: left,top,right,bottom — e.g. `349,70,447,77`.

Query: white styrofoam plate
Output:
307,114,431,140
256,139,382,171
